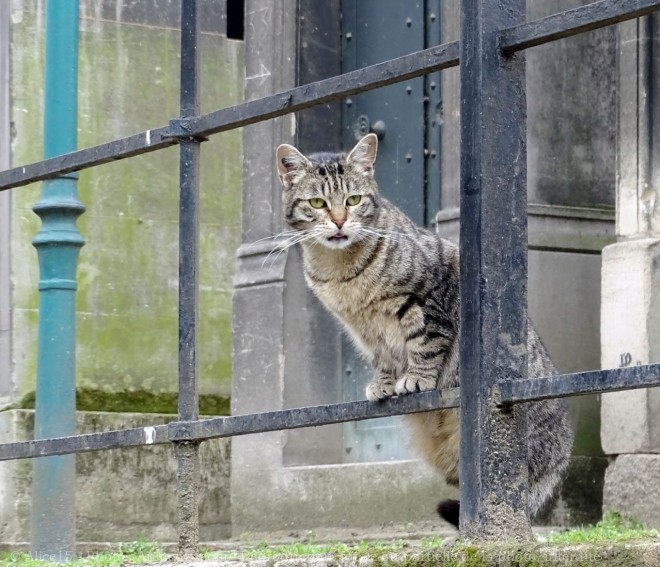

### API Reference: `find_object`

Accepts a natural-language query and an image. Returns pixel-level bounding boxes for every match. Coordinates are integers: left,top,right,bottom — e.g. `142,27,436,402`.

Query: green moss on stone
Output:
10,5,243,401
14,388,230,416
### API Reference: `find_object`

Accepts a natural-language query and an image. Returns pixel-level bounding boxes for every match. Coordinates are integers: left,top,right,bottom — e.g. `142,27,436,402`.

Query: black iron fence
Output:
2,0,660,556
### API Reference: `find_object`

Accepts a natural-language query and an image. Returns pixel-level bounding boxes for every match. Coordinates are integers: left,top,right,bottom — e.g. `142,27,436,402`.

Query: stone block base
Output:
0,410,231,543
230,457,457,536
604,454,660,527
600,238,660,455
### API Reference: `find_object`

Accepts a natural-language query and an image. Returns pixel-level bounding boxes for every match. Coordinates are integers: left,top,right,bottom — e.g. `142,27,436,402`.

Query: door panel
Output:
340,0,441,463
342,0,426,223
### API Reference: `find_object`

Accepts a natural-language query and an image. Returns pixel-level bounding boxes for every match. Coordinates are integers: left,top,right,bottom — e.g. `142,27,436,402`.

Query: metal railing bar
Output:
498,363,660,403
185,41,460,138
177,0,201,435
459,0,530,538
6,364,658,460
168,388,460,442
0,389,459,462
0,128,175,192
499,0,660,54
0,41,459,192
176,0,202,557
0,423,170,462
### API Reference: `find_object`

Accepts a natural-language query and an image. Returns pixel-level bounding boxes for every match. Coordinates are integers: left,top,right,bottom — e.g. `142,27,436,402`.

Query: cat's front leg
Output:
365,349,397,401
395,305,441,395
397,336,458,395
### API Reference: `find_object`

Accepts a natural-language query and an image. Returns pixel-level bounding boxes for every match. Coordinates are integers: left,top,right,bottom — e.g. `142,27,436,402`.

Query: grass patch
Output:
542,512,660,544
205,536,455,562
0,540,166,567
206,539,411,562
3,517,659,567
0,539,416,567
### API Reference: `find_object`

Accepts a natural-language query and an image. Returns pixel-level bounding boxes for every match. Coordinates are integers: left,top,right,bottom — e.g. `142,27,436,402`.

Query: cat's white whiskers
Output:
261,234,302,268
250,229,305,246
260,229,322,269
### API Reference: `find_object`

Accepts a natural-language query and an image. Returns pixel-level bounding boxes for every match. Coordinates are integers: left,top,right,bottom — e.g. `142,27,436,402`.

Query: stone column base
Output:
604,454,660,527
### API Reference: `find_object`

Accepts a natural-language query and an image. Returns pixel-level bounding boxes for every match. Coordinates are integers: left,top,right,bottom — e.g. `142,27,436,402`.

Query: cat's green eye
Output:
309,197,326,209
346,195,362,206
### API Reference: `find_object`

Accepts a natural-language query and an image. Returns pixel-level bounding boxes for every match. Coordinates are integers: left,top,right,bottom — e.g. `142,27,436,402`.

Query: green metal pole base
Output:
30,0,82,559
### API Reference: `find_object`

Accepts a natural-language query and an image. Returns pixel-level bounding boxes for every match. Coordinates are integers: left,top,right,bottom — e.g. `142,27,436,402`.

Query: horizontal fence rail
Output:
168,387,459,441
0,389,459,462
4,359,660,462
0,42,459,192
0,423,171,462
500,0,660,53
497,363,660,403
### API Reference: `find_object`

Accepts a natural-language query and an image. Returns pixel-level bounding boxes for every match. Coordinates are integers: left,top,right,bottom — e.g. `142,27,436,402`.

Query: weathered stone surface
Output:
604,454,660,527
600,239,660,454
601,389,660,455
4,0,238,546
9,0,243,401
0,410,230,542
527,0,616,209
616,19,660,239
0,0,9,406
231,456,455,534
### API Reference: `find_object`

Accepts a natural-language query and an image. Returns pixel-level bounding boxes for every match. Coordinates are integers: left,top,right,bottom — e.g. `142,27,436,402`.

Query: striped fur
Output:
275,134,573,523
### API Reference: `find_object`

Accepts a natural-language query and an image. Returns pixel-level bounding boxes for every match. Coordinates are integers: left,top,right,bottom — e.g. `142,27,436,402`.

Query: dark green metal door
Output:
340,0,442,463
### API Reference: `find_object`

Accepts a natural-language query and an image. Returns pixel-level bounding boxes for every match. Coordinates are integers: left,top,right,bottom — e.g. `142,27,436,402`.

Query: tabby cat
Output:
275,133,573,527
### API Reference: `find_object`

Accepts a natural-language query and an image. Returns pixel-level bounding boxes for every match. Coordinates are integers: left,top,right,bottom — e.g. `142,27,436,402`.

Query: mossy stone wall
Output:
9,0,243,403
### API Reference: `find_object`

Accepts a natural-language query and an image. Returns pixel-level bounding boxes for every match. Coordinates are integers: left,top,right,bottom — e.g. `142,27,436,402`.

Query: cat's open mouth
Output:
328,233,348,241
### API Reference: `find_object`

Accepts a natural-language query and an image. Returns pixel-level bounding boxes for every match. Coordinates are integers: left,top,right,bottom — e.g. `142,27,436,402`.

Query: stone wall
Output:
0,410,231,542
6,0,243,403
0,0,242,544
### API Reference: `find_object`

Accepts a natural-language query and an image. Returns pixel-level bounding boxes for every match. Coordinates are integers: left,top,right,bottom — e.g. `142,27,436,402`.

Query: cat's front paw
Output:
395,374,437,395
366,378,396,401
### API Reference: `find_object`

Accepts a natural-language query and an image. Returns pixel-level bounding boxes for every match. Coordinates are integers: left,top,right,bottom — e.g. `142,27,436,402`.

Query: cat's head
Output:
275,134,380,250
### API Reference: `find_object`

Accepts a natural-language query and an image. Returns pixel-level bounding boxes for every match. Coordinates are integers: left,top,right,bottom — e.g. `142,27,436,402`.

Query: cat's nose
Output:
333,218,345,229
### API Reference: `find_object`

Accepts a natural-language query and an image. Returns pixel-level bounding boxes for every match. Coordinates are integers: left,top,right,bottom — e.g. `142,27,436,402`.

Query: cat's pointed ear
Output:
276,144,311,189
346,133,378,177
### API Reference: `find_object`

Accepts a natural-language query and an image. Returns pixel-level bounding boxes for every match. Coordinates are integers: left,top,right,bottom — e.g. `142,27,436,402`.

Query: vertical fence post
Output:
458,0,531,541
176,0,201,558
30,0,82,559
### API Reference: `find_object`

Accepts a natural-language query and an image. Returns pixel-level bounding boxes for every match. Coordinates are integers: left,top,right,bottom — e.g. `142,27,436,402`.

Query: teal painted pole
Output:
30,0,83,559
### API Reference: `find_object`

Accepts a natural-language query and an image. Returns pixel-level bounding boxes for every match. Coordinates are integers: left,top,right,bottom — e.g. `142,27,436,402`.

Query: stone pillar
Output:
601,15,660,527
230,0,451,535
